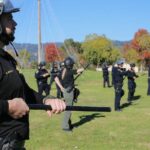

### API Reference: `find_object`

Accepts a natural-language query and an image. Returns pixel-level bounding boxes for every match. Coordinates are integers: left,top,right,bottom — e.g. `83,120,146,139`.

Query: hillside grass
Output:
22,69,150,150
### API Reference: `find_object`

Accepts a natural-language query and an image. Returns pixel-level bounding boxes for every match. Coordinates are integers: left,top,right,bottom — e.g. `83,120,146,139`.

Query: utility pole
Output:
38,0,42,63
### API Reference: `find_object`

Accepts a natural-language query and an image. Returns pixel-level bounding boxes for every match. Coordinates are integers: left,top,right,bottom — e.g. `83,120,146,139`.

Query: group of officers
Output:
102,60,150,111
1,0,150,149
35,57,84,131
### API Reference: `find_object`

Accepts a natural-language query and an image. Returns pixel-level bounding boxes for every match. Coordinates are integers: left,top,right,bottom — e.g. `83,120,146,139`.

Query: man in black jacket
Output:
114,60,127,111
147,60,150,95
102,62,110,88
0,0,66,149
35,61,50,96
127,63,138,102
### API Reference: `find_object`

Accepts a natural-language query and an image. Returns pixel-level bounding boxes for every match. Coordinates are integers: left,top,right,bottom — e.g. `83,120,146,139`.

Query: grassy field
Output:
23,69,150,150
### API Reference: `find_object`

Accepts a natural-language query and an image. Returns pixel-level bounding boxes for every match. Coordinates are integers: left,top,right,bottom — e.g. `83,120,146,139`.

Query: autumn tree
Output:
123,28,150,70
45,43,64,63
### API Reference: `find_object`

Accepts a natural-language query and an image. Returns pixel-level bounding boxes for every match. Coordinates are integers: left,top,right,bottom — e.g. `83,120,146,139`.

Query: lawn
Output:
23,69,150,150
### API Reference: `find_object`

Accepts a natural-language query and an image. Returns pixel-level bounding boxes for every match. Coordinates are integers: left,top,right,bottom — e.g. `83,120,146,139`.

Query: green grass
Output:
22,69,150,150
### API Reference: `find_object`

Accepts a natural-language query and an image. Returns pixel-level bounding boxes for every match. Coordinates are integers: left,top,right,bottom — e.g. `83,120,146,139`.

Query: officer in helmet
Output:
35,61,50,96
55,57,84,131
113,60,127,111
147,60,150,95
0,1,66,149
49,61,62,98
127,63,138,102
102,62,110,88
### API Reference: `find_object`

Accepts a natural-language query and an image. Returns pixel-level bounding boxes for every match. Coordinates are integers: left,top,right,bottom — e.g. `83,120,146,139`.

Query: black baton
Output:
28,104,111,112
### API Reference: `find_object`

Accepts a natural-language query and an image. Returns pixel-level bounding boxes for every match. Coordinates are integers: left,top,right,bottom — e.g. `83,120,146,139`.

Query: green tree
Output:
82,35,120,65
18,49,31,68
61,38,83,54
124,48,139,63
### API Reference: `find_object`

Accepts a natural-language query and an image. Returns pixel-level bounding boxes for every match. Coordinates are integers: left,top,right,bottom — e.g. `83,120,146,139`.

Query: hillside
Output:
6,40,129,61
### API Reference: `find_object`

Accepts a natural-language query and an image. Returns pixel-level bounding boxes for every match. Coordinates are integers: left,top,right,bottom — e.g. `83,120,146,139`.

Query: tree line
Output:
7,28,150,69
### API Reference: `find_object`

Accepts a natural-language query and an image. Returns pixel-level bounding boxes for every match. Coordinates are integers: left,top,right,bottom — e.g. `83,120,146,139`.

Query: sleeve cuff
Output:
0,100,9,115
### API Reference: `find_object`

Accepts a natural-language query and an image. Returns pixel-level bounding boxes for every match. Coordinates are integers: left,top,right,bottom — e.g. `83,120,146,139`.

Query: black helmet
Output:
130,63,135,67
64,57,74,69
39,61,46,67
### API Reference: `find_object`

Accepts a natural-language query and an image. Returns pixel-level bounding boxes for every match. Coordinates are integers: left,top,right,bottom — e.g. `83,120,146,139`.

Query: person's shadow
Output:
120,102,132,109
72,113,105,128
120,95,141,109
132,95,141,101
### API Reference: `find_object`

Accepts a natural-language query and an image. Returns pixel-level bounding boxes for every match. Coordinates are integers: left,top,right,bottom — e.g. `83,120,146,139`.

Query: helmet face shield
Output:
64,57,74,69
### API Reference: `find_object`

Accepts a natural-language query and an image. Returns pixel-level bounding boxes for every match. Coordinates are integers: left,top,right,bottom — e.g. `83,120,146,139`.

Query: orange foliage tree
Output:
123,29,150,64
45,43,64,63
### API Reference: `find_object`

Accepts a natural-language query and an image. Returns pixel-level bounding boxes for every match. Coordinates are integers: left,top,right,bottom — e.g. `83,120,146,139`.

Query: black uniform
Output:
127,70,138,101
147,65,150,95
0,50,44,141
102,65,110,87
35,67,50,96
114,67,127,111
49,64,62,98
111,65,117,86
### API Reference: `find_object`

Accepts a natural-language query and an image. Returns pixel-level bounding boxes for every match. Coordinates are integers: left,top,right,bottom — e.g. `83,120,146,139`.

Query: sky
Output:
11,0,150,44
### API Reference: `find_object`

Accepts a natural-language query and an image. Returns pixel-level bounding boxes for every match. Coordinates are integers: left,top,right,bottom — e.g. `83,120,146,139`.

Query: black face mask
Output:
0,31,15,45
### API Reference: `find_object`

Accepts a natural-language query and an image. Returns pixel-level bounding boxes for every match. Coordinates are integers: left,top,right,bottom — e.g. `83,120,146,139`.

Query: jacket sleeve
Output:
20,73,44,104
0,100,8,118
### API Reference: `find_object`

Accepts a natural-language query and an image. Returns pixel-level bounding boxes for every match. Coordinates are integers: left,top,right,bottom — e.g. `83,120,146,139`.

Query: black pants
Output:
147,78,150,95
114,83,124,110
38,82,50,96
0,138,25,150
103,76,110,87
128,81,136,101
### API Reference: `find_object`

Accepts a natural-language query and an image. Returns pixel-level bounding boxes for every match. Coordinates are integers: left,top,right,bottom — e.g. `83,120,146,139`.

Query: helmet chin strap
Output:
10,42,19,57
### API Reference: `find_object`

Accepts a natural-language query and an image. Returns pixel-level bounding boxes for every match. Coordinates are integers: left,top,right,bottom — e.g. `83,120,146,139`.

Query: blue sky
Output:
12,0,150,44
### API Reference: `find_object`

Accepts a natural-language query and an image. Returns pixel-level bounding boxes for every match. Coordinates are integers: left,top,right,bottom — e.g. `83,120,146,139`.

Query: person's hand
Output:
77,68,84,74
44,99,66,117
61,87,65,92
8,98,29,119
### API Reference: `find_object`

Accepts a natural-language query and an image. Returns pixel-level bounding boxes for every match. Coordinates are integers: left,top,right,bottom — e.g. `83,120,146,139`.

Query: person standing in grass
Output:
127,63,138,102
102,62,110,88
55,57,84,131
147,60,150,95
114,60,127,111
35,61,50,96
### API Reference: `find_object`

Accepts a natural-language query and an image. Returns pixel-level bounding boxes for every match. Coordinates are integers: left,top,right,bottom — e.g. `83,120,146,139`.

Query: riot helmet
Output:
64,57,74,69
130,63,135,68
39,61,46,69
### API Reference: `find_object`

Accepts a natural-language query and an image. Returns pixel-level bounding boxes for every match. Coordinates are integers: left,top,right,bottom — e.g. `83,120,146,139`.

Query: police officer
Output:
111,64,117,87
55,57,84,131
127,63,138,102
0,1,66,149
147,60,150,95
114,60,127,111
35,61,50,96
49,61,62,98
102,62,110,87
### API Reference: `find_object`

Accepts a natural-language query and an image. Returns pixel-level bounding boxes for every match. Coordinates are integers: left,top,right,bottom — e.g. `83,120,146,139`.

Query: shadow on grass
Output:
120,102,132,109
120,96,140,109
132,95,141,101
72,113,105,128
